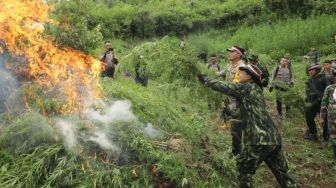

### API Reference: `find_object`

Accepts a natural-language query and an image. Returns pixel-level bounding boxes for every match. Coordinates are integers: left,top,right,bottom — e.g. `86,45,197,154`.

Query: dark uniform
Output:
305,70,329,140
199,67,297,187
321,84,336,159
100,49,118,78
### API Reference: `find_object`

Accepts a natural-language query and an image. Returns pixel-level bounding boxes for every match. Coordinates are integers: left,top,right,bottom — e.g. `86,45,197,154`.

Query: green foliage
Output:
0,112,56,154
46,0,103,53
49,0,265,39
193,15,336,59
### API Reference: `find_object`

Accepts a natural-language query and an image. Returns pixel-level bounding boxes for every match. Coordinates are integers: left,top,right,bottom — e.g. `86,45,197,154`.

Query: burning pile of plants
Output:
0,0,237,187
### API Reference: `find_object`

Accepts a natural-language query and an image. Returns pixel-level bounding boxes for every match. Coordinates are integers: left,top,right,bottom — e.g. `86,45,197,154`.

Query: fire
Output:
0,0,102,113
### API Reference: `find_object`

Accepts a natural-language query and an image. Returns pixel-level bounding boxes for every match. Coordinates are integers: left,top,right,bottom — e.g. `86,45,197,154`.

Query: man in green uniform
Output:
320,69,336,166
198,64,296,187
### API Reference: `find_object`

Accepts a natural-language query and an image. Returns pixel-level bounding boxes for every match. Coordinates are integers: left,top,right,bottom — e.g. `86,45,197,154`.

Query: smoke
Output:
89,131,119,151
0,53,18,113
85,100,137,124
143,123,162,138
55,120,78,150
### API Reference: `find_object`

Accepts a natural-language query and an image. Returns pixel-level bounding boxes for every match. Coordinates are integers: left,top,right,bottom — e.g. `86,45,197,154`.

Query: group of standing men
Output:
100,40,336,187
199,45,297,187
200,45,336,187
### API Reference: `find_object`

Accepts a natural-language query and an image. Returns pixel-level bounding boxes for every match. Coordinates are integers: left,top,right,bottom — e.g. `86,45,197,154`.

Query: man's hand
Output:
198,74,209,83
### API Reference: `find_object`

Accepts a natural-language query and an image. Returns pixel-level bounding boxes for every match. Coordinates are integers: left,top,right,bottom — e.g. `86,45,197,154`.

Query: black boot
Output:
304,133,318,141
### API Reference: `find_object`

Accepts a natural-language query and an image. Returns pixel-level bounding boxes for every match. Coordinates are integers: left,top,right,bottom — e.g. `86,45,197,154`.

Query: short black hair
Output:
210,53,217,57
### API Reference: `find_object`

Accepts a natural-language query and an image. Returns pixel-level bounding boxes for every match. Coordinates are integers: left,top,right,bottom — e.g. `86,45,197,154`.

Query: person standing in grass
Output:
100,41,118,78
305,63,328,141
320,68,336,168
269,56,294,119
198,64,297,188
321,60,335,144
247,54,269,89
222,45,246,156
207,54,221,73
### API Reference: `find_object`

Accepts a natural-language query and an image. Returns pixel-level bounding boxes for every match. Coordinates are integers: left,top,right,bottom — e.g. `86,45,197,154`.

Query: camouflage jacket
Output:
320,84,336,123
204,78,282,146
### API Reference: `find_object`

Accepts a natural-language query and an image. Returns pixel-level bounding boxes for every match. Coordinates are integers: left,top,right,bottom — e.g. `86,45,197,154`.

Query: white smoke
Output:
55,120,78,150
89,131,119,151
143,123,162,138
55,99,162,154
85,100,137,124
0,68,18,113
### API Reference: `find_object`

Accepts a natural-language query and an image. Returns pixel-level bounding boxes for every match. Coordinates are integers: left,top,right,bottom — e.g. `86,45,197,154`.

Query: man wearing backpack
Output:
100,41,118,78
269,56,294,119
247,54,269,88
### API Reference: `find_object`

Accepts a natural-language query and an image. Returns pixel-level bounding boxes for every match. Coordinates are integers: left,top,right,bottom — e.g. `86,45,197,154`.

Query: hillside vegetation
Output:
0,0,336,187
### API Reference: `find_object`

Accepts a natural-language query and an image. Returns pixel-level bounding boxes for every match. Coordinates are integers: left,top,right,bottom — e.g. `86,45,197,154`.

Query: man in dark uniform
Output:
247,54,269,88
198,64,297,188
305,63,329,141
100,41,118,78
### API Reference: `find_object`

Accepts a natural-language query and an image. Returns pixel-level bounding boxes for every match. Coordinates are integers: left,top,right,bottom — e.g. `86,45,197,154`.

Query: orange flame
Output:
0,0,102,113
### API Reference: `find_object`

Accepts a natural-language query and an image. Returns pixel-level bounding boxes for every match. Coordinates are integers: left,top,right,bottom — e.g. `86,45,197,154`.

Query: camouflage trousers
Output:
237,145,297,188
329,122,336,157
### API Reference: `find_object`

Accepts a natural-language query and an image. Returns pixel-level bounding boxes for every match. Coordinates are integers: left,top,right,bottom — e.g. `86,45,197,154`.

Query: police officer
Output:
223,45,246,156
305,63,328,141
198,64,297,188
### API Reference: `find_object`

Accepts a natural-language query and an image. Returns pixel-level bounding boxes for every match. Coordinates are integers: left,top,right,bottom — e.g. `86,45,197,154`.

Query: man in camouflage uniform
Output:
320,68,336,165
321,60,334,143
198,64,297,188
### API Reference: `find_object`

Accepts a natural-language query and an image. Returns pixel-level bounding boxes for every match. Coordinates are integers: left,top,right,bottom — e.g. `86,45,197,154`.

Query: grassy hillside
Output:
1,0,336,187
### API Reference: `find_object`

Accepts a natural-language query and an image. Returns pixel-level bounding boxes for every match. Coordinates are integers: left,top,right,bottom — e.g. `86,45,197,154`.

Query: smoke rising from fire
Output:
0,0,102,113
56,120,78,151
85,100,137,124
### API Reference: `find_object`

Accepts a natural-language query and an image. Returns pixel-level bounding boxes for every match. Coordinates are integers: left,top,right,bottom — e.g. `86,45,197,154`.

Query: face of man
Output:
324,63,332,70
228,50,241,62
239,70,252,83
104,42,111,51
211,57,217,64
308,69,317,77
280,58,289,67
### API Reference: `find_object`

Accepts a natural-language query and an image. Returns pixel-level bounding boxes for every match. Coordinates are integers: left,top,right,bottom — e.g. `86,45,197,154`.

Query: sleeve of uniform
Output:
204,77,245,98
270,66,277,86
320,86,331,120
290,66,294,83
